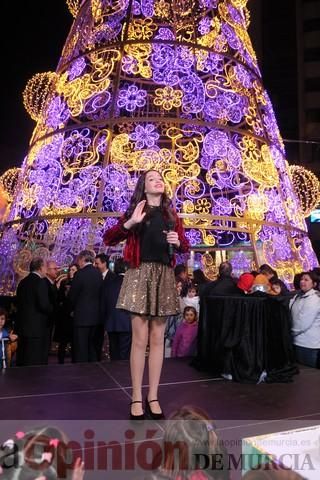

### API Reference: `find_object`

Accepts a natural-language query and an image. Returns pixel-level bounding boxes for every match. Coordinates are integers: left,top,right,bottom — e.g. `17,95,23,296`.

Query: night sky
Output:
0,0,72,175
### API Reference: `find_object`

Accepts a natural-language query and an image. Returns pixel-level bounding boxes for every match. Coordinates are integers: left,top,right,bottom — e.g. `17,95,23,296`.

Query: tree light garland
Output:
0,0,317,294
289,165,320,218
23,72,58,122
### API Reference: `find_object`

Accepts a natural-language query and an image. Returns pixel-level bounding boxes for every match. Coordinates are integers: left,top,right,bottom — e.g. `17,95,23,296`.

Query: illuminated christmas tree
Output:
0,0,317,293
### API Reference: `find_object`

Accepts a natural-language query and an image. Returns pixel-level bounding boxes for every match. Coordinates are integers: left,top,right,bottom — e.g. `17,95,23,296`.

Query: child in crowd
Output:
172,306,198,358
164,280,184,357
0,426,84,479
181,284,200,315
0,308,18,368
237,272,255,294
270,278,289,296
148,405,230,480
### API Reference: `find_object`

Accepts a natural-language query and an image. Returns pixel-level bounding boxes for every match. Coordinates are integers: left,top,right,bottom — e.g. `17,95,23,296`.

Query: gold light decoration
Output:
23,72,58,121
154,86,183,111
231,0,248,9
201,252,218,280
0,186,8,222
0,0,318,296
0,168,21,202
289,165,320,218
66,0,82,17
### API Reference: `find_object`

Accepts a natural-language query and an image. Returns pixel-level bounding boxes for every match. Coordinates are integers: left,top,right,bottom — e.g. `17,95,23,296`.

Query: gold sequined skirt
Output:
116,262,180,317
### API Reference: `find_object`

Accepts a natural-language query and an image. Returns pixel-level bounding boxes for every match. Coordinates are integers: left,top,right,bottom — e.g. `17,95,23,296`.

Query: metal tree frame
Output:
0,0,317,293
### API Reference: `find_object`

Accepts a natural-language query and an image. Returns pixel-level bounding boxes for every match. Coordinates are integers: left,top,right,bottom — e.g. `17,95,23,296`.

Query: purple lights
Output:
130,124,160,149
117,85,147,111
0,0,316,294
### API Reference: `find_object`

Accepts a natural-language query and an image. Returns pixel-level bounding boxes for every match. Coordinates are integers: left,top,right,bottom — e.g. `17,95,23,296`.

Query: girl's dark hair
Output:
183,306,198,321
125,170,175,228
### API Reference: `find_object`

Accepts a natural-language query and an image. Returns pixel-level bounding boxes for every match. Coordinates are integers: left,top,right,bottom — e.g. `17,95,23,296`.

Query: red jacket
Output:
103,212,190,268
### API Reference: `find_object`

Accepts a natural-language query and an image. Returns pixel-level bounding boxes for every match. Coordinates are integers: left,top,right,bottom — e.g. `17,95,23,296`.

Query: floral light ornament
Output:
117,85,147,111
154,86,183,111
0,0,317,295
130,124,160,149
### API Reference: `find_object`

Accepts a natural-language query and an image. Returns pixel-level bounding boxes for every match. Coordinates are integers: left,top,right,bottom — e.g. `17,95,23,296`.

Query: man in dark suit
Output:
16,258,52,366
201,261,239,297
45,259,60,350
105,258,132,360
95,253,115,360
69,250,103,363
96,254,132,360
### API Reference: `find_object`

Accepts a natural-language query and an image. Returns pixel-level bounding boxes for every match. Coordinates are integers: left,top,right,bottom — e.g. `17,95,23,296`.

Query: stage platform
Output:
0,358,319,479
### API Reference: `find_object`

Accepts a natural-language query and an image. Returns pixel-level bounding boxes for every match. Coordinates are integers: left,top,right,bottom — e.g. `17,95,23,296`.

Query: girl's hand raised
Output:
124,200,146,229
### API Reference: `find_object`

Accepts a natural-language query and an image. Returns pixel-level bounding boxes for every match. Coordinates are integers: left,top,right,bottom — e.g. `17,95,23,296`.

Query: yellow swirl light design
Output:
154,0,171,18
241,139,279,188
128,18,157,40
110,132,201,193
202,252,218,279
23,72,58,121
0,168,21,203
230,0,248,9
124,44,152,78
289,165,320,218
57,75,107,117
66,0,82,17
61,129,111,174
56,48,120,117
91,0,103,22
198,17,221,48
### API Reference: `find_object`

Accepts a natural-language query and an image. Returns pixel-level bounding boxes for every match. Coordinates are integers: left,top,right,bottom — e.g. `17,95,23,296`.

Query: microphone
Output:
167,220,175,260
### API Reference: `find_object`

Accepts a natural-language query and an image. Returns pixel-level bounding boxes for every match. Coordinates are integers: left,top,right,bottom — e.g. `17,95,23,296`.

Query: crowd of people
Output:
3,251,132,368
2,255,319,372
164,261,320,370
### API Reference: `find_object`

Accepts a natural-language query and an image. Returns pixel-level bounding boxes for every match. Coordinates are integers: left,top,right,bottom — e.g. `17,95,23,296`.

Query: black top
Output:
140,207,170,265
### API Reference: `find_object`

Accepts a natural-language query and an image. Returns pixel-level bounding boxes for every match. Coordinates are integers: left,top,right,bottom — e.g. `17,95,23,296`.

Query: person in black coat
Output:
69,250,103,363
103,258,132,360
201,261,240,297
16,258,52,366
54,263,79,363
94,253,116,360
44,260,60,350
